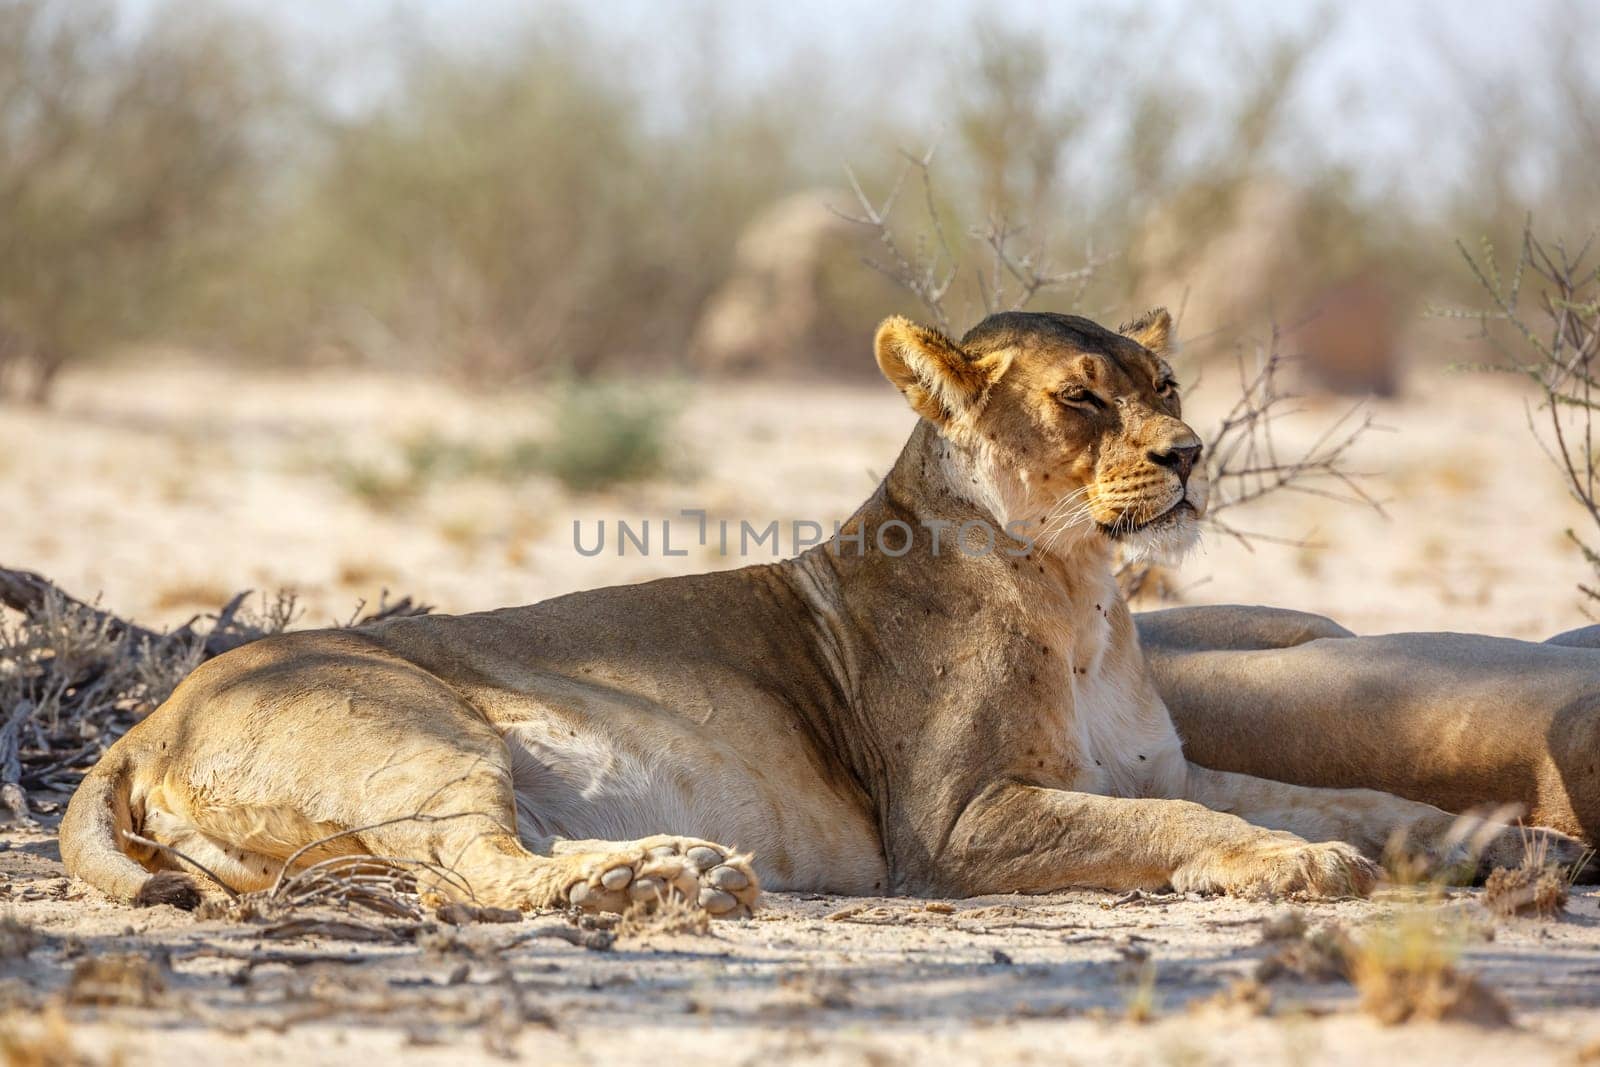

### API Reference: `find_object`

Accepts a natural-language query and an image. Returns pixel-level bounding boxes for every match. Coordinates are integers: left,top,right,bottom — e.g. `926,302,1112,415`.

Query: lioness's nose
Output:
1150,443,1202,485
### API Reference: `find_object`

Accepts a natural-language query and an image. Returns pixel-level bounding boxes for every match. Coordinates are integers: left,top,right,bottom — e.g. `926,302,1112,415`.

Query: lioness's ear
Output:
1119,307,1173,356
875,316,1000,425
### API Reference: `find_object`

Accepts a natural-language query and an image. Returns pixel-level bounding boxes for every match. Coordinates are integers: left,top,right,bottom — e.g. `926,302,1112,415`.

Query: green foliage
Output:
0,0,288,400
3,3,1599,398
264,22,801,379
520,381,679,492
332,380,681,506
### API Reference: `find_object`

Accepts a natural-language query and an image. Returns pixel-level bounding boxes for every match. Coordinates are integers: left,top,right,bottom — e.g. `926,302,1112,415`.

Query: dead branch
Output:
1201,329,1385,552
177,806,498,926
835,144,1107,335
0,568,167,647
972,212,1108,317
839,146,960,334
1453,220,1600,606
835,150,1377,599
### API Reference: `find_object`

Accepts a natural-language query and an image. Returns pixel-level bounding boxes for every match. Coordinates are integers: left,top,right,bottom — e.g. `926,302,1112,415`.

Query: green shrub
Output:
0,0,287,401
520,381,679,492
332,380,682,505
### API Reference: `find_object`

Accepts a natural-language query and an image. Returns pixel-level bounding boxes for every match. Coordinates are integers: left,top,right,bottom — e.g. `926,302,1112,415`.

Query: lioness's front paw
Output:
1174,836,1379,899
564,837,759,918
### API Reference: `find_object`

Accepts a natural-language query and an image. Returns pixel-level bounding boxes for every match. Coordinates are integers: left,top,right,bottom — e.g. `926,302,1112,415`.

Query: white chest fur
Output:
1069,660,1186,799
1017,557,1186,800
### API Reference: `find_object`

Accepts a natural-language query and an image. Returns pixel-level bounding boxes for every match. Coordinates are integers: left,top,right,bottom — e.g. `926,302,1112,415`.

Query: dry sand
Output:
3,356,1600,1064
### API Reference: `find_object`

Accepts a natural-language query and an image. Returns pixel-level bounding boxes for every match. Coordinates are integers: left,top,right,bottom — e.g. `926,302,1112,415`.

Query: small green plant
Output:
331,381,682,506
331,459,426,512
518,380,679,492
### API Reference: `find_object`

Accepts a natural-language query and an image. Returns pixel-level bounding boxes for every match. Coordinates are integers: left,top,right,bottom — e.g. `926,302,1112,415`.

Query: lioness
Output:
61,309,1581,915
1139,605,1600,855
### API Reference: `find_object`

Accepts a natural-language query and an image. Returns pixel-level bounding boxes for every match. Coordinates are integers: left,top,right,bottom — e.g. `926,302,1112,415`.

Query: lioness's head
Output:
875,308,1207,557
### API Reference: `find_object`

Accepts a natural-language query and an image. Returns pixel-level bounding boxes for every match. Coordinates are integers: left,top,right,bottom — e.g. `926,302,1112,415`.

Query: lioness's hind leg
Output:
550,835,759,917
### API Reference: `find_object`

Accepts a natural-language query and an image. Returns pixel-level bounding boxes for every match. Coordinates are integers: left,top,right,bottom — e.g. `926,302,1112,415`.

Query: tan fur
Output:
60,310,1582,915
1139,604,1600,863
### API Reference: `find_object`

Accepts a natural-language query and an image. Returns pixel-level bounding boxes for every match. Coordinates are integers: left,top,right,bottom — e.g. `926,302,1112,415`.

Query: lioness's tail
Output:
59,756,200,909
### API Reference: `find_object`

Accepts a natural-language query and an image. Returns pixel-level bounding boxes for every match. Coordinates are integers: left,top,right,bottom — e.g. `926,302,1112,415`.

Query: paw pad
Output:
566,837,759,918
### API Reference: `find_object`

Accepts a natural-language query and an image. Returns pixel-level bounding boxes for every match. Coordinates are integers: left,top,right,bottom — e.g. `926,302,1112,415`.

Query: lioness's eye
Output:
1058,386,1105,410
1157,380,1177,397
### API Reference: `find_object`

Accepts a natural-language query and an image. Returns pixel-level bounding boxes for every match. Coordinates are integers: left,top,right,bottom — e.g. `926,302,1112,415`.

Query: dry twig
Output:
835,144,1109,333
1200,327,1385,551
1118,326,1383,595
1450,220,1600,606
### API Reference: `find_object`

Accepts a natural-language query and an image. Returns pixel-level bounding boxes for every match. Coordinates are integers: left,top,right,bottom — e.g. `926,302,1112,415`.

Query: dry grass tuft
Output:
1193,977,1273,1018
0,916,39,961
1257,907,1308,943
0,1008,103,1067
1255,922,1353,984
614,893,713,940
1484,864,1570,920
1255,901,1510,1026
1121,960,1160,1024
1346,912,1511,1028
1482,830,1582,920
64,953,169,1008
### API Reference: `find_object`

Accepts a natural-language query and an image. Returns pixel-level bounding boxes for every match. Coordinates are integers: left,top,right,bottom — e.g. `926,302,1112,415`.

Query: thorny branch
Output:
835,144,1110,335
1118,329,1384,599
1200,329,1385,552
1450,220,1600,606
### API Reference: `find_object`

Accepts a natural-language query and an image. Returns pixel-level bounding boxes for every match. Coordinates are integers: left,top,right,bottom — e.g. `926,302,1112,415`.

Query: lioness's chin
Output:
1109,501,1202,562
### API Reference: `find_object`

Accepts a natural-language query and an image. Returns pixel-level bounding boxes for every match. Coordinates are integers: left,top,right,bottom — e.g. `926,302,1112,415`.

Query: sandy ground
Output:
4,356,1600,1064
5,811,1600,1066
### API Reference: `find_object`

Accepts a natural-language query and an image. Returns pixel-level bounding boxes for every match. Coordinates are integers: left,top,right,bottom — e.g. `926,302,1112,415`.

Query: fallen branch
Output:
0,568,168,647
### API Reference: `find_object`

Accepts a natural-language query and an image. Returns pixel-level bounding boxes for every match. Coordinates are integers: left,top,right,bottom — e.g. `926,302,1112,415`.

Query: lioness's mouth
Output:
1098,499,1195,540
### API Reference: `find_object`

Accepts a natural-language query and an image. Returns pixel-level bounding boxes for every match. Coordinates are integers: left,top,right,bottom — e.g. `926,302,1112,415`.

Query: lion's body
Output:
1140,605,1600,846
60,311,1584,914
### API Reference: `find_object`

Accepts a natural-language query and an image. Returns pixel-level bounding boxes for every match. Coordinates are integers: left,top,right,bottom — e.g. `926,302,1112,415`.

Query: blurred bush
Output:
1,2,1596,399
249,19,805,379
331,379,680,505
0,0,287,401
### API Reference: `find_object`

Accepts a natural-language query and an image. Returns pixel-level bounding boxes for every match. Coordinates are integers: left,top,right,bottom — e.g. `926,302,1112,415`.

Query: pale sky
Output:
114,0,1581,209
182,0,1548,118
